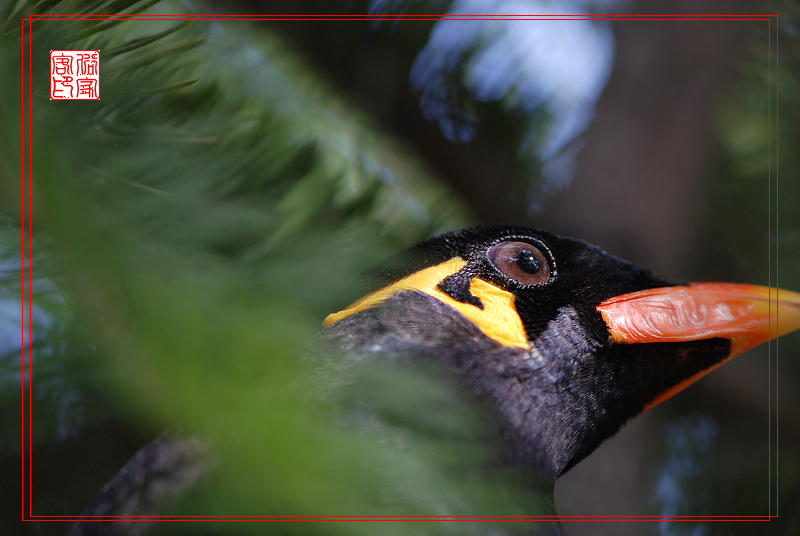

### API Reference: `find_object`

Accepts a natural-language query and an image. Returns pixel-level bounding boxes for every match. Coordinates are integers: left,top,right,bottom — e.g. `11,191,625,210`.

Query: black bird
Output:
321,224,800,493
69,224,800,536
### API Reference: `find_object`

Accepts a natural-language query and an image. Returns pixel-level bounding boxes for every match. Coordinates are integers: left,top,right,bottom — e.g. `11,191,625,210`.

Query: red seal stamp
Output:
50,50,100,100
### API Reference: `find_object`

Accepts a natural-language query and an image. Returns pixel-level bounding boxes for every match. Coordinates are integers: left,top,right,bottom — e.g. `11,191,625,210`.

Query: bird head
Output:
322,225,800,486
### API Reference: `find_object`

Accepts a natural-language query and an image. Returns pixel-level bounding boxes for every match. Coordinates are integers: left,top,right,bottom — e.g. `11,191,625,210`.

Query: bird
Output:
68,224,800,536
320,224,800,496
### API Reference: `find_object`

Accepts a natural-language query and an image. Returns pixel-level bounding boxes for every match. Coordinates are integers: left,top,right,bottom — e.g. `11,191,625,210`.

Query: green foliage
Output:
0,0,569,532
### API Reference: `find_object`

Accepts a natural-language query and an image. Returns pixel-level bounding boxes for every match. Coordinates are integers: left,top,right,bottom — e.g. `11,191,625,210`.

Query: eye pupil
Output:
516,250,540,274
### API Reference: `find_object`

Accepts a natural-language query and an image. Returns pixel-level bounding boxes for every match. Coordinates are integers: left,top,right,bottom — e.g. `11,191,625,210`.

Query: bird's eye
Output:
487,241,551,286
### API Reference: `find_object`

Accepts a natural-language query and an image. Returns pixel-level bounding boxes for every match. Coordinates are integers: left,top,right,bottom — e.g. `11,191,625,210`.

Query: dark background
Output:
2,0,799,535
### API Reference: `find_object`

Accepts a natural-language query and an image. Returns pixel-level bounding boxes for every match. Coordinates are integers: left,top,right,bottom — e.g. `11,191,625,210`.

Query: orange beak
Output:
597,283,800,409
598,283,800,357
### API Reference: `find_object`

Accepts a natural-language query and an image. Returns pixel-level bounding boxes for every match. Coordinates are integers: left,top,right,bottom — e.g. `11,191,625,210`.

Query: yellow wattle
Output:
324,258,530,349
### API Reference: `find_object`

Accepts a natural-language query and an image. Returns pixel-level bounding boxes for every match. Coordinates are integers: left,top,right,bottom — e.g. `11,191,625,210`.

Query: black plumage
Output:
321,225,777,489
67,225,799,535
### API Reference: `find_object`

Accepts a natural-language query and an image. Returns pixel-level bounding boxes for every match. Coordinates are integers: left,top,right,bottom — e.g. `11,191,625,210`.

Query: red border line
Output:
768,13,772,518
775,12,781,520
20,16,26,525
26,15,775,22
27,14,33,522
26,515,776,521
24,14,778,19
20,13,780,523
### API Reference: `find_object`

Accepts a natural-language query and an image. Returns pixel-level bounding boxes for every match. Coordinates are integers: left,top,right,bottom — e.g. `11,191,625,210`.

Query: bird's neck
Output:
321,293,614,487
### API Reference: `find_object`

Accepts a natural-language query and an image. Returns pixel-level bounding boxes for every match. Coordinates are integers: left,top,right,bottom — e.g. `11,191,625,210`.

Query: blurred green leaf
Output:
0,1,573,533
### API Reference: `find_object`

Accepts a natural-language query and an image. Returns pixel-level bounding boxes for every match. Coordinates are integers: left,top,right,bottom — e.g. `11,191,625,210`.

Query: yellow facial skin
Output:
324,258,531,349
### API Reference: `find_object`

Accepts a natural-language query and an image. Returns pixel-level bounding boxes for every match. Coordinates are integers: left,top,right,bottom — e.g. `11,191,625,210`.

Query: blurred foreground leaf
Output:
0,1,579,534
